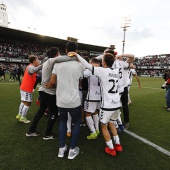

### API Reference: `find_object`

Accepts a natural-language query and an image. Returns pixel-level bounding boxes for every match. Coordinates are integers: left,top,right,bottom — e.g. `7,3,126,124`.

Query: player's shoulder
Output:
114,59,123,67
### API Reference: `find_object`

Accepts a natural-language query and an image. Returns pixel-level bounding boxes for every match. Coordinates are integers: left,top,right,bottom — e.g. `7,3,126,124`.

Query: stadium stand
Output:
0,26,106,63
0,26,170,77
134,55,170,77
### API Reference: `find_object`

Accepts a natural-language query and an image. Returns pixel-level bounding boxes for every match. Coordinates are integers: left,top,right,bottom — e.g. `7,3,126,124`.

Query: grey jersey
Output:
38,55,75,95
52,61,85,108
28,65,42,75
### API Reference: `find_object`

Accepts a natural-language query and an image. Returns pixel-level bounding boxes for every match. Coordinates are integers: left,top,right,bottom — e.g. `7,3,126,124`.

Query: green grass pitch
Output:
0,76,170,170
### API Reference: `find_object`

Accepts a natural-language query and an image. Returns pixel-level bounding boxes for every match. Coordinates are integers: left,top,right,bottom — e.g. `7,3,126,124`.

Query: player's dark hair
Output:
90,57,100,64
103,53,114,67
29,55,37,63
66,41,78,52
104,48,115,56
46,47,59,58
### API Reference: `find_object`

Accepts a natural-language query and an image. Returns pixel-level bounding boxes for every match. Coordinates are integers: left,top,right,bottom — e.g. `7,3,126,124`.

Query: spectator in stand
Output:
13,66,17,81
17,64,23,85
163,69,169,82
2,66,5,80
9,67,14,81
0,66,5,81
162,70,170,111
0,66,3,80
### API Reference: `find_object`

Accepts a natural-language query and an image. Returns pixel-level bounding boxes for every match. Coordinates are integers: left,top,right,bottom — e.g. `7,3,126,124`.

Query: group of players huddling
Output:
16,41,138,159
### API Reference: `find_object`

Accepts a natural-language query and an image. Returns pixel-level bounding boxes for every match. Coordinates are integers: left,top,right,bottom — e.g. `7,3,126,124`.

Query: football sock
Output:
86,116,96,134
67,112,72,132
92,114,99,131
113,120,119,128
113,135,120,144
106,140,114,149
21,105,29,117
117,111,122,125
19,102,24,114
128,93,131,103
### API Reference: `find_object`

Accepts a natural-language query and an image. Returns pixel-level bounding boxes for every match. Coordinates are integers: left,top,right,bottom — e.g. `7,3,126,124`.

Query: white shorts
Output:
99,109,120,125
20,90,32,102
84,101,100,113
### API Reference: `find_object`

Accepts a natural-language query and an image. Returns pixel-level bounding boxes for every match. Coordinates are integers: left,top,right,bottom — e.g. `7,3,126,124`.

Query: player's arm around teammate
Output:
72,52,123,157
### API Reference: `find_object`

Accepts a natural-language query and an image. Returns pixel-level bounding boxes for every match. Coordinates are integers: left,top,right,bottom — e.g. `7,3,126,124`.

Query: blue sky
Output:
2,0,170,57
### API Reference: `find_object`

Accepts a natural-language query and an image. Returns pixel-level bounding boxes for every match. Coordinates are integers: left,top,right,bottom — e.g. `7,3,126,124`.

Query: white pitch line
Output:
132,86,163,90
124,129,170,157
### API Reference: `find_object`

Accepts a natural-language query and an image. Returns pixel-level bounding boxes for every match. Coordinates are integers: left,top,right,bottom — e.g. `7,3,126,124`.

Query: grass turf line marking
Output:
132,86,163,90
124,129,170,157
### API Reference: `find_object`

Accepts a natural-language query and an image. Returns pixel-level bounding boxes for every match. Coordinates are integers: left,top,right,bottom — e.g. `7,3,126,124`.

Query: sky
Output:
2,0,170,57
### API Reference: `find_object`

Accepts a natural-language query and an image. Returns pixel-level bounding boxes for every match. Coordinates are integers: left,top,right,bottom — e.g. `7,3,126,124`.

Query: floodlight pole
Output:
121,16,130,55
122,27,127,55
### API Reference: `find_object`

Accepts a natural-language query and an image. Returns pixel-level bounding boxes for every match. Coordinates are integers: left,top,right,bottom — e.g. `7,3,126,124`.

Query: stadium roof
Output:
0,26,107,52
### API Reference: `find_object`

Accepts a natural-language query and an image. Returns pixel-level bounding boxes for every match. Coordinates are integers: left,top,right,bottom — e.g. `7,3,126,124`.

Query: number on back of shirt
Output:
119,68,122,79
108,79,118,93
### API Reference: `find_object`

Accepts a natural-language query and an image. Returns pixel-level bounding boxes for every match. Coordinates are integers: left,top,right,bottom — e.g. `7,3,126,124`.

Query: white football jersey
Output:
83,69,101,101
122,65,130,88
129,69,136,85
112,59,129,93
93,66,120,110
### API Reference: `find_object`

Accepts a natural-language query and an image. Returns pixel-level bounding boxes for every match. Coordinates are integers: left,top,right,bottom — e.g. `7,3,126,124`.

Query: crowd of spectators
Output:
133,55,170,77
0,63,26,81
0,38,169,78
136,69,163,77
0,39,66,60
134,54,170,67
1,38,170,65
